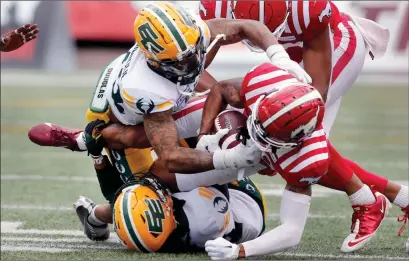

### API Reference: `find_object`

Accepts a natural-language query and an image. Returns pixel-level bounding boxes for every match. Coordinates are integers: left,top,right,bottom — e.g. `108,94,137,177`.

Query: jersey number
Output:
144,199,166,233
138,23,165,55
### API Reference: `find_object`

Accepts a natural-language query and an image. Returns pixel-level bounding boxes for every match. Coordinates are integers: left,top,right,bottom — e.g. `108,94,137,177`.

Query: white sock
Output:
393,185,409,208
75,132,87,151
87,206,106,226
349,184,376,205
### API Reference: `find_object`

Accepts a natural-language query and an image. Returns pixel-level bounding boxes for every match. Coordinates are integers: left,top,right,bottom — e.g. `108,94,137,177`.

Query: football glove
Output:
196,129,229,153
213,139,261,169
266,44,312,84
205,237,240,260
83,120,107,156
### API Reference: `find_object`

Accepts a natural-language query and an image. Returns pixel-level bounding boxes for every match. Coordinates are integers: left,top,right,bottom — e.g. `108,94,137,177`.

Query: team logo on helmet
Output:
144,199,166,233
137,23,165,55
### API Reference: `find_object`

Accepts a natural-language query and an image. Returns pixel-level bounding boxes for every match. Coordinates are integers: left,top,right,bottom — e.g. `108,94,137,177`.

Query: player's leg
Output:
325,17,409,248
317,142,392,252
73,154,123,241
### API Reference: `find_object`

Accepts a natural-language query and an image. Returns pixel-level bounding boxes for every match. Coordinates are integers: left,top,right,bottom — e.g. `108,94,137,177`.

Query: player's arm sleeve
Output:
242,189,311,257
175,164,262,192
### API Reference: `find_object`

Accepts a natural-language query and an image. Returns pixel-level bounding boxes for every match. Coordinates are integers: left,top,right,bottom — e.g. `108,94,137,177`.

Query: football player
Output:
1,24,39,52
72,125,266,253
198,62,408,258
80,1,314,175
199,0,389,136
29,1,313,188
197,0,408,253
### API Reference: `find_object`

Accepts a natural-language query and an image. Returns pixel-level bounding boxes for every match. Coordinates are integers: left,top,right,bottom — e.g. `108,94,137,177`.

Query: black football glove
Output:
83,120,107,156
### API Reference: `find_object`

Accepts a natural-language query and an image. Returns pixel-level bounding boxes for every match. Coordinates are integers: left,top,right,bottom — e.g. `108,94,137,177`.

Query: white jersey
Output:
172,185,264,248
172,187,234,248
228,189,264,243
105,16,211,126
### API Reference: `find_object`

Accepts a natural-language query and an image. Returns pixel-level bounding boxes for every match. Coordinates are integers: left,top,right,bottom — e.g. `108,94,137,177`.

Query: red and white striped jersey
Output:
279,1,341,63
240,63,329,187
199,0,233,20
199,1,342,64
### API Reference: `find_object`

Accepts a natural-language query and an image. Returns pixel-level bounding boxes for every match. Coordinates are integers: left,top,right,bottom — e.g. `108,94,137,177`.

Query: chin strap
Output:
177,79,211,98
206,33,226,53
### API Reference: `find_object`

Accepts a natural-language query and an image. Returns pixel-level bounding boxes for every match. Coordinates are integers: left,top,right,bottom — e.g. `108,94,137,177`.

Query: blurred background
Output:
0,0,408,86
0,1,408,258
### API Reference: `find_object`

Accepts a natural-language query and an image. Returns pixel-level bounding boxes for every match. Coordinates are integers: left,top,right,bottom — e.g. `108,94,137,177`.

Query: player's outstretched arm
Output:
199,78,244,137
205,184,311,259
144,109,261,174
206,19,278,51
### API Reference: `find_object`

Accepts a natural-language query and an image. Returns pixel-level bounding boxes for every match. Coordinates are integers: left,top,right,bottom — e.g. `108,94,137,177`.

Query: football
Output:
213,109,247,149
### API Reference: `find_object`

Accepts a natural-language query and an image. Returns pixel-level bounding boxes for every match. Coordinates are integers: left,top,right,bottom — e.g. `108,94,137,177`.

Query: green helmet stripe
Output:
145,4,188,52
121,192,150,253
173,3,195,28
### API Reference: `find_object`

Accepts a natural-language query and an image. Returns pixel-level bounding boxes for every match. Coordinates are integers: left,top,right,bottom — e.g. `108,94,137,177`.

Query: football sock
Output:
343,157,388,194
88,207,106,226
75,132,87,151
317,142,354,190
393,185,409,208
94,156,124,204
349,184,376,205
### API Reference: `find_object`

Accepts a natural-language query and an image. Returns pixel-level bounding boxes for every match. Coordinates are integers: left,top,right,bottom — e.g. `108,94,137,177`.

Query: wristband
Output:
91,154,104,165
213,150,226,170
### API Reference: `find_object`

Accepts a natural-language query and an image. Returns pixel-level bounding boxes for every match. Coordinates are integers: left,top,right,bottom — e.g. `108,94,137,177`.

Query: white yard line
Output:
1,174,97,182
1,236,119,244
1,205,73,211
267,213,398,221
0,222,406,258
276,252,408,260
0,246,78,253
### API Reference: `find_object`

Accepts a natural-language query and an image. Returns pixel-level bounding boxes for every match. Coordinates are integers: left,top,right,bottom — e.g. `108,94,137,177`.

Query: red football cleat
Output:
28,123,83,151
341,191,391,253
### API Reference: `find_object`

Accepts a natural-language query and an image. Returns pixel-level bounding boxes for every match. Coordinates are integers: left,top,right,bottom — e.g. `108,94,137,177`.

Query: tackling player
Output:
197,0,408,253
198,62,408,258
76,1,312,175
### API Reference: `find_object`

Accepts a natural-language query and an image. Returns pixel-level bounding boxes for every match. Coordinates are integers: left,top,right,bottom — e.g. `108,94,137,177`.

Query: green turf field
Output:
1,85,408,260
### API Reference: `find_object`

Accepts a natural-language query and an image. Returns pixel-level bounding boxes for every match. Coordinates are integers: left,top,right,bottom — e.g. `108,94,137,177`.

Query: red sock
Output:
343,157,388,194
317,142,354,191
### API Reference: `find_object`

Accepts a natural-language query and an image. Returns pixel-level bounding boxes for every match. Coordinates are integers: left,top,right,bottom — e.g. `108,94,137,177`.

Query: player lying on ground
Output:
0,24,39,52
73,130,266,252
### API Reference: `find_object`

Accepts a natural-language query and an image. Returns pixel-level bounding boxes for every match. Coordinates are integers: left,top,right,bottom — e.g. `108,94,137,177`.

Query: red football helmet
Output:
247,84,325,151
231,0,290,52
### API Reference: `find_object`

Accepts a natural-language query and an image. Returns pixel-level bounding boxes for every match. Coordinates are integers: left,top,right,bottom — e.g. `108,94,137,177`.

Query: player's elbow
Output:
158,149,180,173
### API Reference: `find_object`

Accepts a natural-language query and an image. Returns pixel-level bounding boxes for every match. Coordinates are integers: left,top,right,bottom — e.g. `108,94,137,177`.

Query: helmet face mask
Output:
134,2,205,83
148,31,206,80
247,94,299,152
